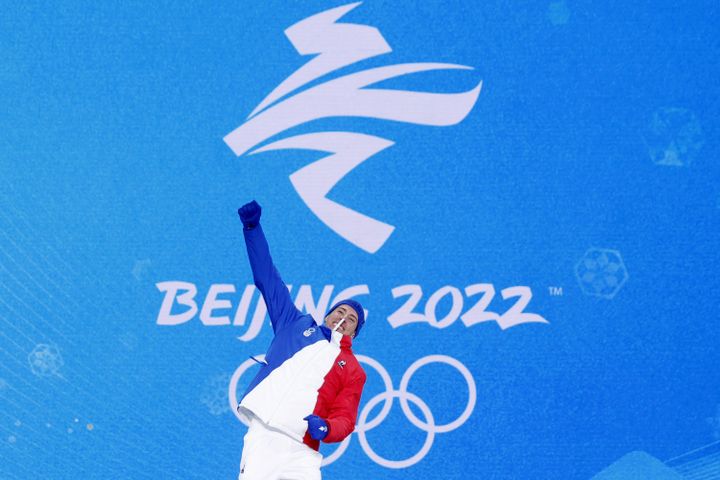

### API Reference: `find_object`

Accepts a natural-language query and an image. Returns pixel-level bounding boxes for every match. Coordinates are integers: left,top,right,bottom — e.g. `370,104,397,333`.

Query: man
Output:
235,200,367,480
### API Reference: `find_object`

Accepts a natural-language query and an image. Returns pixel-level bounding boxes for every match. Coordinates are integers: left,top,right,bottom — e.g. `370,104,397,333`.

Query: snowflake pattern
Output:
575,248,629,299
28,344,64,377
644,107,704,167
200,374,232,416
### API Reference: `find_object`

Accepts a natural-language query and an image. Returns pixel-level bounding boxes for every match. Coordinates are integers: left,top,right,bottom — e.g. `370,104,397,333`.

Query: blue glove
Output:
303,414,329,441
238,200,261,230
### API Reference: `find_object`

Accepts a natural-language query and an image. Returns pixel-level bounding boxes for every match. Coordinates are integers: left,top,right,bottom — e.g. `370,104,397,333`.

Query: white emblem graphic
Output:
224,2,482,253
337,360,347,368
229,354,476,468
303,327,316,337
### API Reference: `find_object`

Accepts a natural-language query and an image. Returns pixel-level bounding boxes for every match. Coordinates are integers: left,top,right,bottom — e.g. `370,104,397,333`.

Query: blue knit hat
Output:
326,299,366,338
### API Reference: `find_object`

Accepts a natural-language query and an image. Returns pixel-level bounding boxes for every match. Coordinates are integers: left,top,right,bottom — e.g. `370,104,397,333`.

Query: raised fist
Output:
238,200,262,229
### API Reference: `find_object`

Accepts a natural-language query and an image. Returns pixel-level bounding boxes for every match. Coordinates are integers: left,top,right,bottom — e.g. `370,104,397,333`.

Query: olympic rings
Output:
228,354,476,468
357,390,435,468
398,355,476,434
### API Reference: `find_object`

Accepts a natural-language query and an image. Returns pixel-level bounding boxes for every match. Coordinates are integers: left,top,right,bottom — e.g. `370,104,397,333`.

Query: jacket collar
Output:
340,333,353,350
320,324,354,349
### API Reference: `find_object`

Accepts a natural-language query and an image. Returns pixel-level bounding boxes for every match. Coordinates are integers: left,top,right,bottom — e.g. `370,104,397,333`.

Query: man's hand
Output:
303,414,329,441
238,200,262,230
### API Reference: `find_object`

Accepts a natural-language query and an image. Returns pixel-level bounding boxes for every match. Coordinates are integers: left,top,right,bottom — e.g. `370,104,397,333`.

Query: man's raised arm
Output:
238,200,300,332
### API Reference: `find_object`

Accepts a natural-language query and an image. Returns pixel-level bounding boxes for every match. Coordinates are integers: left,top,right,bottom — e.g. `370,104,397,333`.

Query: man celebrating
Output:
235,200,367,480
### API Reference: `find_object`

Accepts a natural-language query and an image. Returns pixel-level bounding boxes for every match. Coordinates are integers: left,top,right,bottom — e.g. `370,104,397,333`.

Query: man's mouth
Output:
332,318,346,332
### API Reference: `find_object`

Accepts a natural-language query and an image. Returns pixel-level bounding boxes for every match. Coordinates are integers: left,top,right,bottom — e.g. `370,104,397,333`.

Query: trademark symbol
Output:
549,287,563,296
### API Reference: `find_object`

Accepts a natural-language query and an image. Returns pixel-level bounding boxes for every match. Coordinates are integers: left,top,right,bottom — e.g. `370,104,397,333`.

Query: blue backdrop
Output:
2,1,719,479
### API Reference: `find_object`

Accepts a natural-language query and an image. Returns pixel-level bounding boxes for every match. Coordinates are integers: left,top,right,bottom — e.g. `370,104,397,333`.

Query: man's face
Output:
324,304,359,337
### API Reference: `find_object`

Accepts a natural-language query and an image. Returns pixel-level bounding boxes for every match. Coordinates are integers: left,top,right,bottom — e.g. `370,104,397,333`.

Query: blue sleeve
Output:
243,224,301,332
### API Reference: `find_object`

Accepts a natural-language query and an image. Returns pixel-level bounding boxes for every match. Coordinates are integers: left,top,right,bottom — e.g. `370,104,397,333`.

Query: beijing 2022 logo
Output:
223,2,482,253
